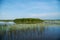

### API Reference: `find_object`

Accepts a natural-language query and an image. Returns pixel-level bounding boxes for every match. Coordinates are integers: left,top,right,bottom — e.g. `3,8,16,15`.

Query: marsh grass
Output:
0,22,60,31
8,23,47,33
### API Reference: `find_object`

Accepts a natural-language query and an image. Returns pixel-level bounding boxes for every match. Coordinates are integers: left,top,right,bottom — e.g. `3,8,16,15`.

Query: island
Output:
14,18,44,24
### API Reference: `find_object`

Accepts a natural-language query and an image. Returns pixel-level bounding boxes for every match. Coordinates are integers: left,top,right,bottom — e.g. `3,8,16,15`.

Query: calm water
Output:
0,22,60,40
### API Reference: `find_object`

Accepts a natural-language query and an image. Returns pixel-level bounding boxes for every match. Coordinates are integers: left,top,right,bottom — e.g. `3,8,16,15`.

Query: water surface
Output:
0,22,60,40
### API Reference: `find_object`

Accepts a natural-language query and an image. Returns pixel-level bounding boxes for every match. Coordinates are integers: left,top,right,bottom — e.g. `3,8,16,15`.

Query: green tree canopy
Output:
14,18,44,24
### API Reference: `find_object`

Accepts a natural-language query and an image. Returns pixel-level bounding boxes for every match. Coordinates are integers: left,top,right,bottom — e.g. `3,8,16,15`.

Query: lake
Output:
0,21,60,40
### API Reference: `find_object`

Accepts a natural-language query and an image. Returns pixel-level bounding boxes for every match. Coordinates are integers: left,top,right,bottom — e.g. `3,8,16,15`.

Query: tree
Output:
14,18,44,24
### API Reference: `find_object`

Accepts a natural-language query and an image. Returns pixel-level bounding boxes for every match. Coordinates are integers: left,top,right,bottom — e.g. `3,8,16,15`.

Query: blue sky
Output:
0,0,60,20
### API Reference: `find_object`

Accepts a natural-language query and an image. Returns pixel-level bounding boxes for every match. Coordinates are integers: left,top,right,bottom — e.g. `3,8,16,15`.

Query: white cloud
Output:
28,12,60,19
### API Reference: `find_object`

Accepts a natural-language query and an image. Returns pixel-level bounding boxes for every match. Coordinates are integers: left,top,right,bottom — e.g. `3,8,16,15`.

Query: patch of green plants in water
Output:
0,27,7,31
9,23,45,33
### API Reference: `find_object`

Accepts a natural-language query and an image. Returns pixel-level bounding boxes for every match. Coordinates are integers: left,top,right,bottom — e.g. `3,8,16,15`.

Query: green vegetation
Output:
0,23,60,31
0,20,13,22
14,18,44,24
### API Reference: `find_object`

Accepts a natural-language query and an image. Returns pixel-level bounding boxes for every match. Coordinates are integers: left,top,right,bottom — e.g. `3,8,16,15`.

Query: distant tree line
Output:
14,18,44,24
0,20,13,22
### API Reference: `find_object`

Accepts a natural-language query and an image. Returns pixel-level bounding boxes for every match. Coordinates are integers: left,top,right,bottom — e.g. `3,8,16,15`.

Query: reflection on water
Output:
0,22,60,40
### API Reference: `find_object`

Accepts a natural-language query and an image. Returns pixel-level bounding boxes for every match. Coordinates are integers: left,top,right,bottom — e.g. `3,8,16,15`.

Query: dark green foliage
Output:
0,20,13,22
14,18,44,24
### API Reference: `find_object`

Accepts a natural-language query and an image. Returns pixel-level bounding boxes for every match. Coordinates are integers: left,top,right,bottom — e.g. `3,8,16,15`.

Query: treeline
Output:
14,18,44,24
0,20,13,22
